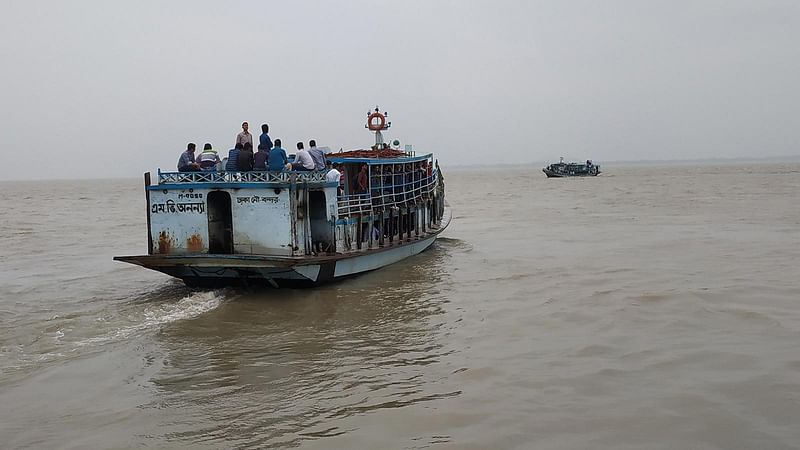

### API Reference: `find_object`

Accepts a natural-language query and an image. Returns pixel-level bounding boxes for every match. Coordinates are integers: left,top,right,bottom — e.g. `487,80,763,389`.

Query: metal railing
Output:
369,168,439,209
158,170,329,185
337,169,439,216
337,193,373,216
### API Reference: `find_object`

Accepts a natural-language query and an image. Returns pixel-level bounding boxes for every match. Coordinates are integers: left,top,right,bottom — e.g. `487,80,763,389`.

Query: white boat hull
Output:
115,207,450,287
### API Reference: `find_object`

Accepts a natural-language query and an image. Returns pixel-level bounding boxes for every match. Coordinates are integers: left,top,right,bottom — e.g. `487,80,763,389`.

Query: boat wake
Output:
142,290,225,328
78,290,227,347
0,291,229,383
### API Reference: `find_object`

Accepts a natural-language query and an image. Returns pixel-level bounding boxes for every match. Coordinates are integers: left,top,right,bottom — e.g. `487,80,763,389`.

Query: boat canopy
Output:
327,152,433,165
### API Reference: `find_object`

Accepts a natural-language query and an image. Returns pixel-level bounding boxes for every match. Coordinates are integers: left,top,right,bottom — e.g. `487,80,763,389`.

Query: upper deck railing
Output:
337,168,440,216
158,170,329,185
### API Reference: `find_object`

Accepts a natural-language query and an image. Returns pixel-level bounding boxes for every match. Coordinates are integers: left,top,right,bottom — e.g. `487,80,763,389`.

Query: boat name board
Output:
236,196,280,205
151,200,206,214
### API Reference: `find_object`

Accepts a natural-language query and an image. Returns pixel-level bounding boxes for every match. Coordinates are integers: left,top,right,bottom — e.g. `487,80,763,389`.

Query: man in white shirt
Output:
325,161,341,183
325,161,342,195
291,141,315,171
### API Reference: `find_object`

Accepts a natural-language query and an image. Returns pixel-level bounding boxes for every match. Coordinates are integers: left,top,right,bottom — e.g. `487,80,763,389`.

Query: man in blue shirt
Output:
178,143,200,172
226,143,243,171
259,124,273,152
267,139,288,171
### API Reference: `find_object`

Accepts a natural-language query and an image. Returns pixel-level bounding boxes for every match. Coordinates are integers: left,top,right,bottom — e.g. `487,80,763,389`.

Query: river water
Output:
1,164,799,449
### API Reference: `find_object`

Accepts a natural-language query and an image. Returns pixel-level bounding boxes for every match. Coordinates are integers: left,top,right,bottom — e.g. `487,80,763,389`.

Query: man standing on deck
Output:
355,164,369,193
308,139,326,170
292,142,314,171
177,143,201,172
326,161,342,195
236,122,253,148
258,124,273,152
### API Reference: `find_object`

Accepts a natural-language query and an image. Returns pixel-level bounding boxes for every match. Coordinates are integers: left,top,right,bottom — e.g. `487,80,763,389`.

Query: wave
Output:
77,290,227,347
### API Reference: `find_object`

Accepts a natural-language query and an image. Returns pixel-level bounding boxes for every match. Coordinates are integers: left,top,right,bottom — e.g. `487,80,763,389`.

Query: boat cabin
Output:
143,151,444,259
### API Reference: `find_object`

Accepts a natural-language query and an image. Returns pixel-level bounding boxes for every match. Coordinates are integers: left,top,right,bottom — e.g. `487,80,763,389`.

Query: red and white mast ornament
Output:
366,106,391,149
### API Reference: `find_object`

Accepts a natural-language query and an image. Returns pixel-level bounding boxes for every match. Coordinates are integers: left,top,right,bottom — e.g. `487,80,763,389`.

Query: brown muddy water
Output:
1,164,799,449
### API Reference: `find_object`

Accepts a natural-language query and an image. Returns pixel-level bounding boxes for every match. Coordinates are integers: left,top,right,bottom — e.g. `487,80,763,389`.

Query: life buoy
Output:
367,112,386,131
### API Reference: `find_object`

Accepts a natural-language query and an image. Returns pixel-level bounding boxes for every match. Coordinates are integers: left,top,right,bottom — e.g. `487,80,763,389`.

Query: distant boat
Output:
543,157,600,177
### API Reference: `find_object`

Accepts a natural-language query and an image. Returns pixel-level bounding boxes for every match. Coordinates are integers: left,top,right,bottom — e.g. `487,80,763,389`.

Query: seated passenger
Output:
177,143,201,172
308,140,326,171
197,143,220,171
267,139,289,171
253,144,269,170
238,142,254,171
292,142,315,171
226,143,243,171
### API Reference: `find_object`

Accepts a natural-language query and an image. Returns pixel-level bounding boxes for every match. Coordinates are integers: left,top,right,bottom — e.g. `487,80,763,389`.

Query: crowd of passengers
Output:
176,121,435,200
177,121,341,179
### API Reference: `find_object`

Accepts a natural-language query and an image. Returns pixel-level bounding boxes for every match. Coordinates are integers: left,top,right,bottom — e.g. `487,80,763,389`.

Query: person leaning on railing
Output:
177,143,201,172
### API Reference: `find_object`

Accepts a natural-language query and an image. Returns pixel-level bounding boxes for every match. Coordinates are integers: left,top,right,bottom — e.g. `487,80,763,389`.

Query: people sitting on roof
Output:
226,143,243,171
177,143,201,172
238,142,254,171
253,143,269,171
308,140,326,171
197,143,220,171
292,142,314,171
268,139,288,171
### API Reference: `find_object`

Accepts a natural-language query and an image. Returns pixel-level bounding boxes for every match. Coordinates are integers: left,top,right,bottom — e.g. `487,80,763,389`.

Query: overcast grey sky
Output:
1,0,799,180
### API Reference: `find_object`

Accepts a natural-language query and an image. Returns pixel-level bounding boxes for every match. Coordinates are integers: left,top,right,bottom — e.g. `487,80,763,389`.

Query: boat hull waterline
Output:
116,207,451,287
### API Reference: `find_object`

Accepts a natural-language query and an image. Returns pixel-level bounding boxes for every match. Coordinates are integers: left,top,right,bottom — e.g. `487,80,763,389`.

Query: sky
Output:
1,0,799,180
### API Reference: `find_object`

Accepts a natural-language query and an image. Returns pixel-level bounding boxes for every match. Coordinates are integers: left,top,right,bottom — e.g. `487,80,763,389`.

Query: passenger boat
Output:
114,108,451,287
543,157,600,177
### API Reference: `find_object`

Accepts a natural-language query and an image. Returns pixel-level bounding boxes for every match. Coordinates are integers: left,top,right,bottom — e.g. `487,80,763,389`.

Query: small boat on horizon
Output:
114,108,451,287
543,157,600,177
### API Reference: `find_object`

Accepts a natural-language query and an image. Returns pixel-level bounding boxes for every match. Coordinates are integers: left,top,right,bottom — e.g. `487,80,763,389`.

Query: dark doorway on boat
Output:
308,190,334,253
207,191,233,254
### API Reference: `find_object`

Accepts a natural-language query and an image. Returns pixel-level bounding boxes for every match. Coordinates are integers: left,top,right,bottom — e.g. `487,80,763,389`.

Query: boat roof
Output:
327,149,433,165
